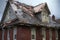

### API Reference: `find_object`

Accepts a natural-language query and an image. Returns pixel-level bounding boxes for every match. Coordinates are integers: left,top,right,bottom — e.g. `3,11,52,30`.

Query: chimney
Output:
52,15,55,21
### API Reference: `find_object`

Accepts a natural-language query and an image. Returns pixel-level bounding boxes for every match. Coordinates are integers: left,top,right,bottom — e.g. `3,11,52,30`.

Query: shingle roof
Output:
1,1,60,28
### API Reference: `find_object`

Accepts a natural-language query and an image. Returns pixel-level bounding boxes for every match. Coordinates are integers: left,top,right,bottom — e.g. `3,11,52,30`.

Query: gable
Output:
1,2,17,23
33,3,50,15
33,3,45,13
4,6,17,22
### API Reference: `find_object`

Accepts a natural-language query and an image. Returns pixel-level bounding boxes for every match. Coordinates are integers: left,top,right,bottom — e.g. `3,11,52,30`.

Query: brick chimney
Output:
52,15,55,21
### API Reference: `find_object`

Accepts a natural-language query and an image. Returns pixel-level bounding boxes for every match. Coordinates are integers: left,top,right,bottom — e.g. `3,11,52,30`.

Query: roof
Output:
2,18,60,29
1,1,60,28
33,3,50,14
56,19,60,24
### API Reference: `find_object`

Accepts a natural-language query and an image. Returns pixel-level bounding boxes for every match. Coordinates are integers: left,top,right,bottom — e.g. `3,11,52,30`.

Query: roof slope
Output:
1,1,60,28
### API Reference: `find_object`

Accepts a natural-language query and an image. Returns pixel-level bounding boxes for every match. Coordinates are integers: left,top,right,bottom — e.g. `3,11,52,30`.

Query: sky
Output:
0,0,60,21
0,0,8,21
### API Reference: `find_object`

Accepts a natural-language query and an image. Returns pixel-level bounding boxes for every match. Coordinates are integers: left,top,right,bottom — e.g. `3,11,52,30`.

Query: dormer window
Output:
15,11,17,13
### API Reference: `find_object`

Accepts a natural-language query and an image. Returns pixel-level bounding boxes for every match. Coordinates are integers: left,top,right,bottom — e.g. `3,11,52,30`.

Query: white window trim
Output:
7,30,10,40
13,27,17,40
49,29,52,40
56,30,58,40
31,28,36,40
42,28,46,40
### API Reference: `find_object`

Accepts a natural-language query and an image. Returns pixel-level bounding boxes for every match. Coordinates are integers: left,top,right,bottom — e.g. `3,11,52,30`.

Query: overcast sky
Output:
0,0,60,21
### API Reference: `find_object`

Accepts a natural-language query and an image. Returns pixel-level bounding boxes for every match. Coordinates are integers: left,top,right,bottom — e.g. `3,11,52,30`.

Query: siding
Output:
52,29,56,40
36,28,42,40
4,29,7,40
9,28,13,40
46,29,50,40
58,29,60,40
17,27,31,40
0,30,2,40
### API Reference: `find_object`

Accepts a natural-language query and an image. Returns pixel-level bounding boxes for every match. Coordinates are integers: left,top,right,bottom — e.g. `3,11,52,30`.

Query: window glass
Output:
31,28,36,40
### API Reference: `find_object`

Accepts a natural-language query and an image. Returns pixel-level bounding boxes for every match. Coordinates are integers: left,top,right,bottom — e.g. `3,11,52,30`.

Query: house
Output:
1,0,60,40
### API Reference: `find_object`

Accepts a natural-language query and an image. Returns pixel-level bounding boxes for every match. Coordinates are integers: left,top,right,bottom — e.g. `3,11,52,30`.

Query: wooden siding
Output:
9,29,13,40
17,27,31,40
52,29,56,40
36,28,42,40
1,27,58,40
4,29,7,40
46,29,50,40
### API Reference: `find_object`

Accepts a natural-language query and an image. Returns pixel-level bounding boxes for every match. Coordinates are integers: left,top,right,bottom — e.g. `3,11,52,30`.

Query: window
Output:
42,28,46,40
13,28,17,40
15,11,17,13
49,29,52,40
31,28,36,40
56,30,58,40
14,35,16,39
7,30,10,40
32,35,35,39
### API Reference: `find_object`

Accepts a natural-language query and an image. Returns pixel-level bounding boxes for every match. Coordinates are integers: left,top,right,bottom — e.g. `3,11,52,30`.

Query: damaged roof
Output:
1,1,60,28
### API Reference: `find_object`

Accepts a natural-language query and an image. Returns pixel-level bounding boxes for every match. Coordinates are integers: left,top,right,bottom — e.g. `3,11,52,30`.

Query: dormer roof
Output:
33,3,50,14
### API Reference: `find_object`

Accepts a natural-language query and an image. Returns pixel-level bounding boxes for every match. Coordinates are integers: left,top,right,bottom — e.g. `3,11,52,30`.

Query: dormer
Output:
34,3,50,23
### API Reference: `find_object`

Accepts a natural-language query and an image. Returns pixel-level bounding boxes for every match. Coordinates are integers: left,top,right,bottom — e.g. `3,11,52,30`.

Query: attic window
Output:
9,11,11,13
15,11,17,13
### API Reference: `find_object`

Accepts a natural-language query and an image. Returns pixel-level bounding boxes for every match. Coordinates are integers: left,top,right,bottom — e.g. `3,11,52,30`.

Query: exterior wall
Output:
4,29,7,40
58,29,60,40
17,27,31,40
0,30,2,40
46,28,50,40
9,28,13,40
41,10,49,23
36,27,42,40
4,6,17,22
52,29,56,40
1,27,59,40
